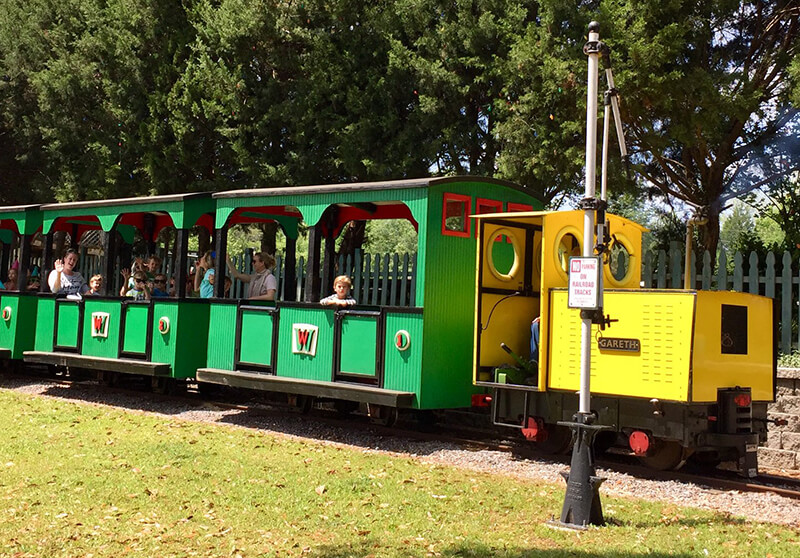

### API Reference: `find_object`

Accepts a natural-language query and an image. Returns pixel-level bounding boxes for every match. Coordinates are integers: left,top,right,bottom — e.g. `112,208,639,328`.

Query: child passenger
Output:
194,251,215,299
87,274,103,295
151,273,170,297
120,269,150,300
320,275,356,307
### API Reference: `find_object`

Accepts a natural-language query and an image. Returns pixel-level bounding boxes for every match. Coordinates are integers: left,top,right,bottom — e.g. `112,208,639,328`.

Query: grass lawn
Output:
0,389,798,558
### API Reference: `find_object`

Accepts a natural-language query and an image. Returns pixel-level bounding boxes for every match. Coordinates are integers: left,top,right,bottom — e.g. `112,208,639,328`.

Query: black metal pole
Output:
17,233,31,292
40,232,53,292
175,229,189,298
283,236,297,302
304,224,322,302
213,227,227,298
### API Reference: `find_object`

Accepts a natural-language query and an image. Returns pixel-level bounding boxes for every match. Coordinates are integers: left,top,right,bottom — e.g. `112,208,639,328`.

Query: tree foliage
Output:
604,0,800,255
0,0,797,242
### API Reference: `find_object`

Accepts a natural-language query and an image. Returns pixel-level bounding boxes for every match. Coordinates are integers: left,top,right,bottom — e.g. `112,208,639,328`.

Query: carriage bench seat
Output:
23,351,171,376
0,348,12,359
196,368,416,408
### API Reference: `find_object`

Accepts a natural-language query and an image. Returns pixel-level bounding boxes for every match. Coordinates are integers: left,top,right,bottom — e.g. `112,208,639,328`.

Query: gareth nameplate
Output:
597,337,640,352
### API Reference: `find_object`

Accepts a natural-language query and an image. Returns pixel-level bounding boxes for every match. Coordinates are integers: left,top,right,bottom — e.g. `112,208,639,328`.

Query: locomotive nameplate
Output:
597,337,640,352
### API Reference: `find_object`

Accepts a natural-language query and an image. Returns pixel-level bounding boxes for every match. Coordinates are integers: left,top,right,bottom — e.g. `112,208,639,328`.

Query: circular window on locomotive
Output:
486,227,521,282
606,235,634,286
555,231,581,279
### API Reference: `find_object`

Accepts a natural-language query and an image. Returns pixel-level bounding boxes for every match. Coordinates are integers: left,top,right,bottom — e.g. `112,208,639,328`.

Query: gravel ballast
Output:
3,376,800,528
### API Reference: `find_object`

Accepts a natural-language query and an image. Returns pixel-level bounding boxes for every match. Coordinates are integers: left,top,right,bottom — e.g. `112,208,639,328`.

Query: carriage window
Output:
508,202,533,212
442,193,471,238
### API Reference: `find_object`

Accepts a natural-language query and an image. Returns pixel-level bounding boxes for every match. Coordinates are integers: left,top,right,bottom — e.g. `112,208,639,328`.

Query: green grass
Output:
0,389,798,558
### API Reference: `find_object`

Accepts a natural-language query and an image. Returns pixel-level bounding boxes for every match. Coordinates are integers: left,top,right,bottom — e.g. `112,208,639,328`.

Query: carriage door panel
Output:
54,299,83,352
476,219,541,381
334,310,382,385
235,304,278,373
121,302,152,359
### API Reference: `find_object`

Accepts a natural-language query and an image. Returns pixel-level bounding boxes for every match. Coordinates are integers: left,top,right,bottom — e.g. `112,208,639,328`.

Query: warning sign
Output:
568,257,601,309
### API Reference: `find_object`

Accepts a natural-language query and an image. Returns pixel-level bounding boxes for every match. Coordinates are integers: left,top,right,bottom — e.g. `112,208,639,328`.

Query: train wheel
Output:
593,430,617,456
197,381,224,399
333,399,359,417
288,394,314,414
151,376,174,395
100,371,119,387
537,424,573,455
638,440,687,471
688,450,721,470
368,404,398,427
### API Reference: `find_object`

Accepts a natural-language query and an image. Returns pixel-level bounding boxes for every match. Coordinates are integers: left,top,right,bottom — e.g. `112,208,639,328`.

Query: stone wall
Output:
760,368,800,471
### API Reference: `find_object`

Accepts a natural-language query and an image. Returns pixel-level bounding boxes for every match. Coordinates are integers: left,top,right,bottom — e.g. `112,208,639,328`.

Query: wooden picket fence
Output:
23,239,800,354
228,249,417,307
642,242,799,354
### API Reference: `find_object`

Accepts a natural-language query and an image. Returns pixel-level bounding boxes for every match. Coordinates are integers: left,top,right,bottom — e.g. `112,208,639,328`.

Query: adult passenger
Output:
48,248,89,296
226,252,277,301
530,316,541,365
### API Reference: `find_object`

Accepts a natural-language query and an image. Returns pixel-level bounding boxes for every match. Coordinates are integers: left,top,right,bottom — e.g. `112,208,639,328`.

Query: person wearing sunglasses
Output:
151,273,170,298
119,269,151,300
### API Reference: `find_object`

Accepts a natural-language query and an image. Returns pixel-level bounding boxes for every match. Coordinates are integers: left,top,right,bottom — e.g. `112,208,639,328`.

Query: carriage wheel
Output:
100,371,119,387
288,394,314,414
368,404,398,427
151,376,174,395
333,399,359,417
638,440,687,471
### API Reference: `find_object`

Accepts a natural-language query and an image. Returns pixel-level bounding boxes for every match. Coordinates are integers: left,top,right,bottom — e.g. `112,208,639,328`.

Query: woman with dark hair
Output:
48,248,89,296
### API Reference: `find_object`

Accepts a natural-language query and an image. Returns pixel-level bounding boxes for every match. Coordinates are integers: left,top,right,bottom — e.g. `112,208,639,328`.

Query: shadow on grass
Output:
309,541,699,557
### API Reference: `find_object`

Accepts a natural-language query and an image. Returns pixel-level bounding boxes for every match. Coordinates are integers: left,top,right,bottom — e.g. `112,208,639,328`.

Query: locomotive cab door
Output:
474,215,542,385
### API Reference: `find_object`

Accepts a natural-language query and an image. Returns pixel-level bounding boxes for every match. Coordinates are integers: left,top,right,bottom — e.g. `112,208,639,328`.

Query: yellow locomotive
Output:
473,209,774,476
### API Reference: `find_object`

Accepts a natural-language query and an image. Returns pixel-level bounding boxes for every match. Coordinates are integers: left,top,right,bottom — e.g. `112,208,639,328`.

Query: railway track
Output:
6,369,800,503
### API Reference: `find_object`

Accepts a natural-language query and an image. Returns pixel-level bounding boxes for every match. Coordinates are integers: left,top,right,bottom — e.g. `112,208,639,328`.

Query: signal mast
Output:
556,20,627,529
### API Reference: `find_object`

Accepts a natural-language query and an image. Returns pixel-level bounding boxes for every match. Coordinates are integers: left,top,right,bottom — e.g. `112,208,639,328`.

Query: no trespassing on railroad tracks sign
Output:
568,256,601,310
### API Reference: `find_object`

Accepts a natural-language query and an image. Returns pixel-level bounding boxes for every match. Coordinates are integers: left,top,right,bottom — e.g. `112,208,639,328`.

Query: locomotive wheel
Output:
688,450,721,470
536,424,573,455
592,430,617,456
638,440,687,471
368,404,398,427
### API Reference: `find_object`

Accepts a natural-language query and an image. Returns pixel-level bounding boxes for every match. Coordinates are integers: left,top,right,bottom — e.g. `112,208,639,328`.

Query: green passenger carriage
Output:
196,177,541,418
8,177,540,415
23,193,215,389
0,205,42,360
